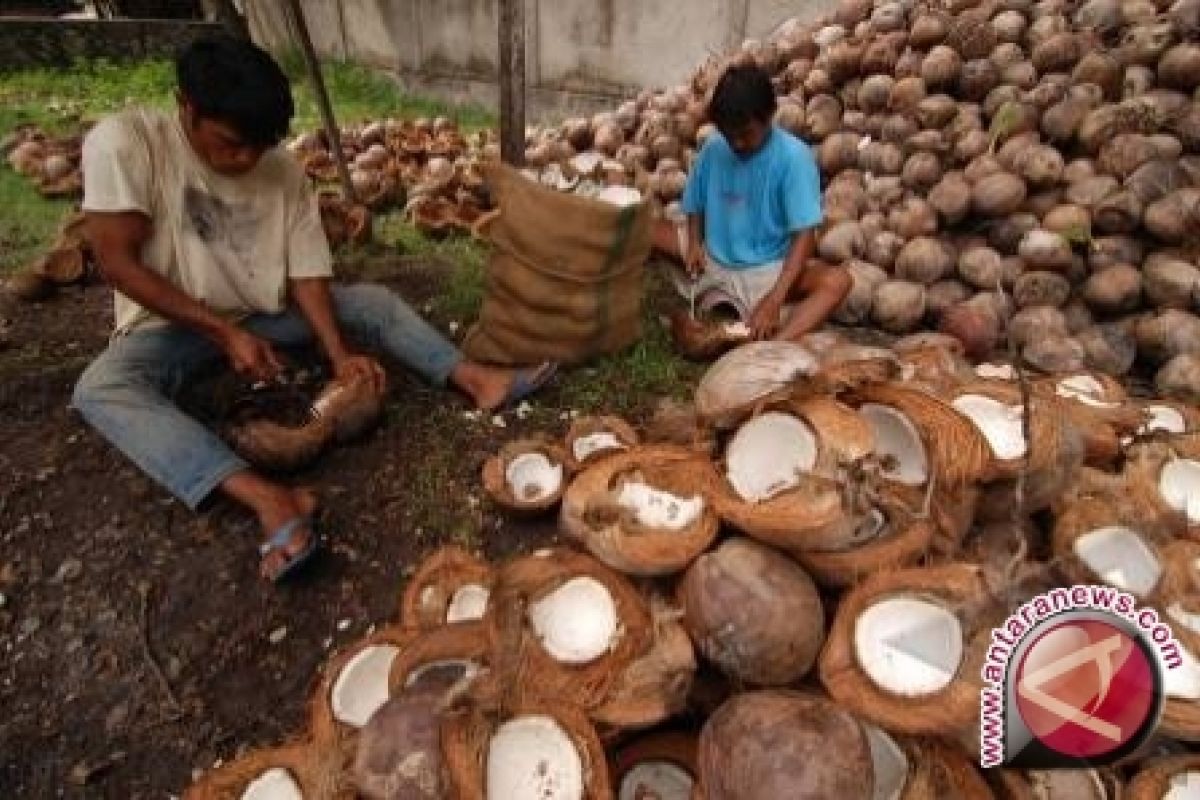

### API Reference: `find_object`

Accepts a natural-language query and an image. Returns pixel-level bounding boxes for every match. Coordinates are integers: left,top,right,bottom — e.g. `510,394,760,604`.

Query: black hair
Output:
707,63,778,132
176,36,294,148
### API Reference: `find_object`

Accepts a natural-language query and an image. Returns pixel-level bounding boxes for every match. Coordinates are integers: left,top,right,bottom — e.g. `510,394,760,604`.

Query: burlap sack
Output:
462,162,651,366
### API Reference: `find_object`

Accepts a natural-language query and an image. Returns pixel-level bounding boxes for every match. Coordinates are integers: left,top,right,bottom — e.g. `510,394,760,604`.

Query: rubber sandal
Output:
259,516,320,583
502,362,558,410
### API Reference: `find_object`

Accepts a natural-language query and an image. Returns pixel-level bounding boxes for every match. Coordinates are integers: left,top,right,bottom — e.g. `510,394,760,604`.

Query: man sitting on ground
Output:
73,36,553,583
652,63,850,342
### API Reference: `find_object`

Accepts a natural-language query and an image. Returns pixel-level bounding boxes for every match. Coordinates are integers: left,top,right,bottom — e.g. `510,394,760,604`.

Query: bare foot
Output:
451,361,556,411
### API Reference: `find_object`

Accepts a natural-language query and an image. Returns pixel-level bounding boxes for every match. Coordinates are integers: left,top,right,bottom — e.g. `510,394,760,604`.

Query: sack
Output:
462,162,651,366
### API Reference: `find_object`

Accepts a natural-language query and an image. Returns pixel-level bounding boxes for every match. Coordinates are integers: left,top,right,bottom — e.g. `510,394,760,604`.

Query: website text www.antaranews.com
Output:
978,584,1183,768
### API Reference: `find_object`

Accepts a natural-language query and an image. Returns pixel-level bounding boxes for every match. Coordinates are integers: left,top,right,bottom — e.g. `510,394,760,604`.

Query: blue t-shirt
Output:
680,125,823,269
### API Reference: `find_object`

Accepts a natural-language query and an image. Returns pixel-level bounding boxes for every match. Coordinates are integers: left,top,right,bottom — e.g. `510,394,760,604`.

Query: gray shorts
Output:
670,221,784,321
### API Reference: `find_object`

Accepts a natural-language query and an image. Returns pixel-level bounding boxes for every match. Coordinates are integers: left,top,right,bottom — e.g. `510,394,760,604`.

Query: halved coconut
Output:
860,726,993,800
693,341,818,429
711,397,876,553
1053,495,1167,599
989,768,1118,800
442,697,610,799
794,496,935,588
387,620,490,697
611,731,697,800
820,564,989,734
183,744,319,800
560,445,719,576
311,374,385,444
482,437,569,514
1128,755,1200,799
484,548,652,710
1033,372,1142,466
564,415,640,472
308,626,415,748
1136,401,1200,439
592,598,697,732
696,690,873,800
679,537,825,686
1125,437,1200,534
669,312,753,362
399,545,494,632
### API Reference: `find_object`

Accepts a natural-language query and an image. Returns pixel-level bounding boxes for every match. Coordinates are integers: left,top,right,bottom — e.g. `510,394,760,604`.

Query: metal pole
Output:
498,0,526,166
283,0,356,203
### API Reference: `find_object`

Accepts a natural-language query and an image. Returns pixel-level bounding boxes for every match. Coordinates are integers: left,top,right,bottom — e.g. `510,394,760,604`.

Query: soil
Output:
0,255,632,798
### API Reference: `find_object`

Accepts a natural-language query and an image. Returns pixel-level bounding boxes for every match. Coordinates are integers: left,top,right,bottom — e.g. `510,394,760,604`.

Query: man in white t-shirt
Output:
73,37,554,583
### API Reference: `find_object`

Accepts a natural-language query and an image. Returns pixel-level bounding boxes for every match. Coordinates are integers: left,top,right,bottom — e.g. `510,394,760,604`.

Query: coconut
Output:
940,297,1003,360
895,237,955,285
818,220,867,262
1012,272,1071,309
1128,755,1200,800
311,374,384,444
1053,495,1167,598
1136,309,1200,363
1082,264,1142,314
400,546,494,632
693,342,818,429
352,686,449,800
563,415,639,471
227,414,335,474
482,438,569,514
836,260,888,325
930,173,972,225
1018,229,1074,273
668,314,753,362
560,445,718,577
611,732,697,800
1077,323,1138,376
696,691,873,800
386,621,489,698
185,744,322,800
820,564,989,734
972,173,1027,217
927,280,974,320
1158,354,1200,403
872,281,927,334
888,197,938,239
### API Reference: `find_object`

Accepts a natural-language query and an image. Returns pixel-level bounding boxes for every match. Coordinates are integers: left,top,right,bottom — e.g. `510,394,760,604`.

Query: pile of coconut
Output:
2,124,84,200
504,0,1200,401
186,336,1200,799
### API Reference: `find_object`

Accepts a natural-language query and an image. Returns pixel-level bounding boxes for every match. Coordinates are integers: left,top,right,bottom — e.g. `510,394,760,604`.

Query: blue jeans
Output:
72,283,462,509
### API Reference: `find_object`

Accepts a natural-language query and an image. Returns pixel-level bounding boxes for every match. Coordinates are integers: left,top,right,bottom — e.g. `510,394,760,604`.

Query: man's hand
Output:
220,326,285,384
333,352,387,396
685,241,707,278
748,291,785,341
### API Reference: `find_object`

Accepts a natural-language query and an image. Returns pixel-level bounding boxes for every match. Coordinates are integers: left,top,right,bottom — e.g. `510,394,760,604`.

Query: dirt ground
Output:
0,256,622,798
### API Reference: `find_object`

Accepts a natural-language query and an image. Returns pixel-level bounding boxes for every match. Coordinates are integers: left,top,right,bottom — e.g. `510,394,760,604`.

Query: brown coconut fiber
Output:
819,563,990,735
399,545,493,632
899,737,995,800
794,495,936,588
386,620,491,697
481,437,570,515
563,414,641,472
559,445,720,577
1128,754,1200,798
1032,372,1144,466
183,741,349,800
463,162,650,366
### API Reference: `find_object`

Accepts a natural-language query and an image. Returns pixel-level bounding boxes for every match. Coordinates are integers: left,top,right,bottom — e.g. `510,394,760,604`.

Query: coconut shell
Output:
562,415,640,472
972,173,1027,217
399,546,493,632
793,495,935,588
227,416,334,473
559,445,719,577
312,374,384,444
1123,437,1200,537
182,742,334,800
693,341,818,430
819,563,990,735
610,730,698,798
481,437,570,514
441,695,612,800
483,548,652,710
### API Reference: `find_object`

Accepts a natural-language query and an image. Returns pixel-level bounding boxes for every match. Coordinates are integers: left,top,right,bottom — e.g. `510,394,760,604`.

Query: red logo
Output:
1014,619,1158,759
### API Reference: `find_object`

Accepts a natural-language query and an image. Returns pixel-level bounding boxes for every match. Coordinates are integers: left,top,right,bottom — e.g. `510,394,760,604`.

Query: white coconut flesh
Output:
860,404,929,486
1055,375,1119,409
1163,642,1200,701
615,481,705,531
596,186,643,207
528,577,619,664
330,644,401,728
486,715,584,800
241,768,304,800
951,394,1027,461
505,452,564,504
1165,770,1200,799
1072,526,1162,598
446,583,490,623
722,321,751,338
1142,405,1188,436
572,431,625,463
1159,459,1200,523
863,724,909,800
618,762,694,800
853,597,964,697
570,151,605,175
975,362,1017,381
725,412,818,502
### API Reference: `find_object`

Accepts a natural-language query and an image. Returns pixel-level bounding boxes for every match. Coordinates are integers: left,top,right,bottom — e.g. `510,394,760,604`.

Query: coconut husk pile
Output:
2,123,84,199
2,212,94,304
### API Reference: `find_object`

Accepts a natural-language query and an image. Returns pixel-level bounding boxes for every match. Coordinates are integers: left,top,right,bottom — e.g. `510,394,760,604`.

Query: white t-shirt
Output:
81,107,333,335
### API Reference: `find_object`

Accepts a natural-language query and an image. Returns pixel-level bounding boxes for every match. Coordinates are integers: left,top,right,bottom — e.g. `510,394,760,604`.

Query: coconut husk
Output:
819,563,990,735
808,344,902,395
309,625,417,751
644,397,717,457
899,737,994,799
36,169,82,199
669,312,752,361
441,694,612,800
610,729,697,789
1124,437,1200,538
1134,400,1200,440
1127,754,1200,798
591,600,696,732
895,342,974,393
693,341,819,429
182,741,345,800
399,545,494,632
481,437,570,514
483,548,653,710
227,416,334,473
31,245,85,285
793,493,936,588
318,193,372,248
1031,373,1144,467
851,382,993,488
409,196,457,238
311,374,384,444
1052,492,1178,596
4,271,54,302
988,768,1119,800
559,445,719,577
948,380,1074,483
563,414,640,472
387,620,491,697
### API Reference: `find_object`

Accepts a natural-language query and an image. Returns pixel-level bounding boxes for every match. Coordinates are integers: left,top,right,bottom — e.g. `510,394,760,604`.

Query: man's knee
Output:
72,355,155,418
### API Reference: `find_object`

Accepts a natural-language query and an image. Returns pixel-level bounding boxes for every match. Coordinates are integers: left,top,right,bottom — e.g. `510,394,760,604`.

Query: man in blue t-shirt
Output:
653,63,849,343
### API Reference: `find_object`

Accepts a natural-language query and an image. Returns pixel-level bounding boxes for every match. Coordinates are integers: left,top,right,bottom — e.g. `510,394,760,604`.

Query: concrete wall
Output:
245,0,831,117
0,18,224,69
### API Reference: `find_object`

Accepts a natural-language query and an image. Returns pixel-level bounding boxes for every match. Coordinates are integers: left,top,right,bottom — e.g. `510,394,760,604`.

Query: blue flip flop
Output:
502,362,558,410
259,516,320,583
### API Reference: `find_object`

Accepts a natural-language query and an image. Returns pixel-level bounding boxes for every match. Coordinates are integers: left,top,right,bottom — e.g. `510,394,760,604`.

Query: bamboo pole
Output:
283,0,356,203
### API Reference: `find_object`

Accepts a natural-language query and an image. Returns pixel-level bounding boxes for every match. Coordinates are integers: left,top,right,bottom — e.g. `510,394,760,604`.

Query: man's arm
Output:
289,277,386,393
746,228,815,339
85,211,283,382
